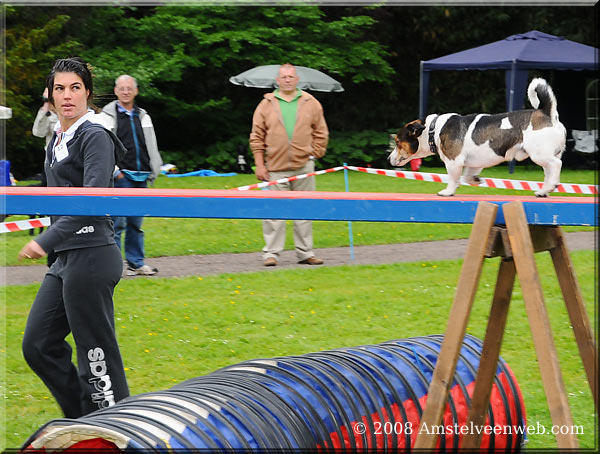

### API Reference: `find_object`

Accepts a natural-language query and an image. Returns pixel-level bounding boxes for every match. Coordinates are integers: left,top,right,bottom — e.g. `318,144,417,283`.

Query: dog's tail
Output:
527,78,560,124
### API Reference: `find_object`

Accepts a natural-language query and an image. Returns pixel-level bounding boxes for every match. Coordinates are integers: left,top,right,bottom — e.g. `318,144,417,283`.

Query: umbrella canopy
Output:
229,65,344,92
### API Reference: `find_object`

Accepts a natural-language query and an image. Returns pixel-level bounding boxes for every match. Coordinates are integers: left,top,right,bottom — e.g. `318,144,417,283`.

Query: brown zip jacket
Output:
249,90,329,172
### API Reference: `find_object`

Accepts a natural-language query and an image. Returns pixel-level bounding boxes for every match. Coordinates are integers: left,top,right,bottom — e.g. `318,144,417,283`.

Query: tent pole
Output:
419,61,425,119
509,60,517,111
508,60,517,174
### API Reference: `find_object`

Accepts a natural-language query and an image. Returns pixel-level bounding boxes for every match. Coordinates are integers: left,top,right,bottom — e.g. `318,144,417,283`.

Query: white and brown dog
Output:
389,78,566,197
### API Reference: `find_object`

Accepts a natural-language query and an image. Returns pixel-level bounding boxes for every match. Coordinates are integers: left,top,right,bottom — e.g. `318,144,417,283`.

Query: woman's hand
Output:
19,240,47,261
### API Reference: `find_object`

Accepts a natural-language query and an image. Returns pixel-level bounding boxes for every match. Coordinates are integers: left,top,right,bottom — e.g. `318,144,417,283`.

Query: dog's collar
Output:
428,115,439,155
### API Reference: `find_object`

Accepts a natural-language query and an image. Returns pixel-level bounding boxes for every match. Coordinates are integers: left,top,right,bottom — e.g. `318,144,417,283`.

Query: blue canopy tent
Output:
419,30,598,118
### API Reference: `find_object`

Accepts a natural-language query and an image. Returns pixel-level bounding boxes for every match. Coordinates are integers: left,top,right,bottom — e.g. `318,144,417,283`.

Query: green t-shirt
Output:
275,89,302,140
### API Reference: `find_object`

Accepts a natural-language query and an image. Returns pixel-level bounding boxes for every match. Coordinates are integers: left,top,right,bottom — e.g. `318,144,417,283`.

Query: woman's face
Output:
52,72,89,122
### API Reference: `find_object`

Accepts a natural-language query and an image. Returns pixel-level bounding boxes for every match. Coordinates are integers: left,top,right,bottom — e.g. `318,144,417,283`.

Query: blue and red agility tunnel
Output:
22,334,526,452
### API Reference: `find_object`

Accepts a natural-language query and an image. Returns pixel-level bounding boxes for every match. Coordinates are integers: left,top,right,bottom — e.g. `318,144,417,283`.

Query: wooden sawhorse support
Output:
414,201,597,450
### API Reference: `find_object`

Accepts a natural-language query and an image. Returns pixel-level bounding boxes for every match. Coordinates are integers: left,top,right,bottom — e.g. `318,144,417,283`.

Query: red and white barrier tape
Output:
0,217,51,233
235,165,597,195
235,166,345,191
346,166,598,195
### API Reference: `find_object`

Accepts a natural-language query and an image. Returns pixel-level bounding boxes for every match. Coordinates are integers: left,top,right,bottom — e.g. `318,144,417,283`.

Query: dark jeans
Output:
113,177,148,268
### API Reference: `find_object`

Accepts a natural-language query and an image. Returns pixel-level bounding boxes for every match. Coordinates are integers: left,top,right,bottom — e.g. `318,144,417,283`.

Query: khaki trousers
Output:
262,160,315,261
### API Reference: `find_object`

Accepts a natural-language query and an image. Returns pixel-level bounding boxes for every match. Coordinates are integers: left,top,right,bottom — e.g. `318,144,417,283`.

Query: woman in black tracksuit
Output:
19,58,130,418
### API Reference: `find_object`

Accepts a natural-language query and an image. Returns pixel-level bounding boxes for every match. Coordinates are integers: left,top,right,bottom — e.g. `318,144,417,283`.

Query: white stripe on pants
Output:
263,160,315,261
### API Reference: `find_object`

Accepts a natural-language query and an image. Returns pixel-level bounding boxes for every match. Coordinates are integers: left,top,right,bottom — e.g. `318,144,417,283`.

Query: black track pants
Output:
22,244,130,418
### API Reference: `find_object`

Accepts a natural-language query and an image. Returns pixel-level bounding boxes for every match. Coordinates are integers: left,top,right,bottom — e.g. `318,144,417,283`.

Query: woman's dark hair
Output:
46,57,94,107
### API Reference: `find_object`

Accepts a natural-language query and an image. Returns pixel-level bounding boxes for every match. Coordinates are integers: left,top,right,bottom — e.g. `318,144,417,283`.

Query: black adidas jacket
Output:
36,121,127,254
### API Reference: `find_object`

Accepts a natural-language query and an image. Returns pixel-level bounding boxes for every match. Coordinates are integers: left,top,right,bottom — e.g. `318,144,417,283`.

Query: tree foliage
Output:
4,7,76,175
2,4,596,178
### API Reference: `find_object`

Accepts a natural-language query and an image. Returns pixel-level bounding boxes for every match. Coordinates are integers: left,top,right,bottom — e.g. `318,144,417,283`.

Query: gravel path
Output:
1,231,595,286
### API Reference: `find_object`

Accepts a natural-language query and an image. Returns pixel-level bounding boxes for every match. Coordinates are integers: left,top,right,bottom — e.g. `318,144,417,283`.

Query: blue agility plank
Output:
2,187,596,226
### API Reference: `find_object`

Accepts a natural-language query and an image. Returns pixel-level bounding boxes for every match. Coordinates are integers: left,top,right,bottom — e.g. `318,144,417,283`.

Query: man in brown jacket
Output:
249,63,329,266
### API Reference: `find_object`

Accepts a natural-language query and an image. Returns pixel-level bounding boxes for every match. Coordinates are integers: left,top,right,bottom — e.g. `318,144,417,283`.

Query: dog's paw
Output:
534,190,548,198
437,189,455,197
465,175,481,186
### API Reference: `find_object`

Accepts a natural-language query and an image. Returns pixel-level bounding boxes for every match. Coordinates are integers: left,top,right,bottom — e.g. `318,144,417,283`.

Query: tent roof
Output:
422,30,598,71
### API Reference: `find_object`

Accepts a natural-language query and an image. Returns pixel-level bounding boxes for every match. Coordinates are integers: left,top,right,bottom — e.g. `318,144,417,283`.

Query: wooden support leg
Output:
414,201,498,450
503,201,578,449
461,257,516,449
548,227,598,411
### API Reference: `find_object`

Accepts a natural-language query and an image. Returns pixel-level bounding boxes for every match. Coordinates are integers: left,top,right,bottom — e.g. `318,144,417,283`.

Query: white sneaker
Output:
127,264,158,276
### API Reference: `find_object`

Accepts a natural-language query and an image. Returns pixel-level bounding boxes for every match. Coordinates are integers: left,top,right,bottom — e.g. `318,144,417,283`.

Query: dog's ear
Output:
407,120,426,137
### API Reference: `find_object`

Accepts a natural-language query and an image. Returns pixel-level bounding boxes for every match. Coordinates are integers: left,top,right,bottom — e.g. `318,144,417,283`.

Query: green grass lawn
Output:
2,165,597,450
2,166,596,266
2,250,597,450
